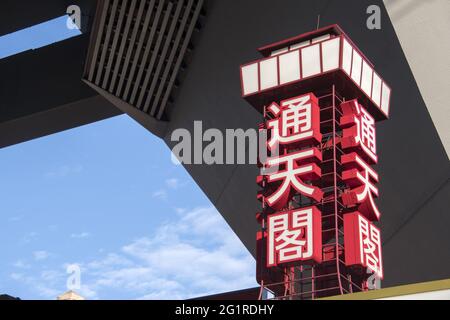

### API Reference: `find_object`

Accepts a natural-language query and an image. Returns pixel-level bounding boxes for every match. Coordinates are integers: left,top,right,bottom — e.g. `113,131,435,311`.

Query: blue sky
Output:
0,16,255,299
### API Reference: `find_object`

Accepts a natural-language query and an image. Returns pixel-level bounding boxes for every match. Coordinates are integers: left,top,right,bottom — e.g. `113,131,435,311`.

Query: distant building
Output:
56,290,85,301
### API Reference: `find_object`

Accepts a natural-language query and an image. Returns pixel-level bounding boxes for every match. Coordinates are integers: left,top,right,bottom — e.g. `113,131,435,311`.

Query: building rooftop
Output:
56,290,85,301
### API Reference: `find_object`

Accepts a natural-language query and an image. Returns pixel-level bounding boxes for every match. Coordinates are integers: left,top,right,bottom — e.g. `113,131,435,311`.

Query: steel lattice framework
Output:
257,87,372,300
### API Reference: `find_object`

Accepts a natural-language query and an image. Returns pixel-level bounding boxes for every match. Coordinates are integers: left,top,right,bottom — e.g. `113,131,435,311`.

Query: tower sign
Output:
241,25,391,299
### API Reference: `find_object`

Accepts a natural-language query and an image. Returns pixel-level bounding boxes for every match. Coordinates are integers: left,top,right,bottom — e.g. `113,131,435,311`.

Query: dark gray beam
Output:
0,95,121,149
0,34,121,148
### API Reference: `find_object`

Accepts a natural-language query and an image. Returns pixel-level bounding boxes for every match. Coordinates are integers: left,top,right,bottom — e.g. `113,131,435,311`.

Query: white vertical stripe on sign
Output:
260,57,278,90
351,50,363,85
321,37,340,72
279,50,301,85
361,60,373,97
301,44,321,78
342,38,352,75
241,63,259,95
372,73,382,107
381,82,391,116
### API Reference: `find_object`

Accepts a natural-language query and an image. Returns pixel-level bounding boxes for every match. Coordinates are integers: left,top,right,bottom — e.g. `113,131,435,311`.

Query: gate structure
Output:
241,25,390,299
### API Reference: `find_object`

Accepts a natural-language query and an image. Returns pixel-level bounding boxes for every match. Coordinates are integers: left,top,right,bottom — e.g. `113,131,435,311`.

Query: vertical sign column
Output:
257,93,323,286
339,100,384,279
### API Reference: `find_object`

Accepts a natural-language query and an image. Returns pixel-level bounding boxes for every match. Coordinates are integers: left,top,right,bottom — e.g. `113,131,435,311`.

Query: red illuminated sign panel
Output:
341,100,378,163
265,148,323,209
264,93,323,210
342,152,381,221
267,206,322,267
344,212,384,279
266,93,322,150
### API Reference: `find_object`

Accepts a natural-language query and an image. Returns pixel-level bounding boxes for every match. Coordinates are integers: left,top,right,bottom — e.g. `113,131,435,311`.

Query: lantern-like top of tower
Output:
240,24,391,120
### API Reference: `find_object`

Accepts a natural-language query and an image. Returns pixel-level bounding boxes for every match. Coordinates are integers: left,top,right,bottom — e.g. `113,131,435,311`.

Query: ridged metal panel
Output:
84,0,205,121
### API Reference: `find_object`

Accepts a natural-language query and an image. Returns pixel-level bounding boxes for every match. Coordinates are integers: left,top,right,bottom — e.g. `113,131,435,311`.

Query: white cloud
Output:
77,285,98,300
33,251,50,261
165,178,184,189
44,164,83,178
9,272,61,299
13,260,31,269
11,264,99,300
70,232,90,239
87,253,132,270
10,206,256,300
20,232,38,244
75,207,255,299
94,206,255,299
152,189,168,200
10,272,24,281
174,207,187,215
9,215,23,222
40,270,63,282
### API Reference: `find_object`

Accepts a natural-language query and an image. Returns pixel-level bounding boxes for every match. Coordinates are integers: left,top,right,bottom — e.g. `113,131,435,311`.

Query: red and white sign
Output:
265,148,323,209
342,152,381,221
267,206,322,267
340,100,378,163
266,93,322,151
344,212,383,279
247,25,389,296
263,92,323,210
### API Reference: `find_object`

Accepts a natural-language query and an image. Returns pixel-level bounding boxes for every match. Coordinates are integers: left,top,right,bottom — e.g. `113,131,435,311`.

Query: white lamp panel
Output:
381,82,391,116
241,63,259,95
372,73,382,107
259,57,278,90
342,38,352,75
361,60,373,97
351,50,363,85
301,44,321,78
279,50,301,84
321,37,340,72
